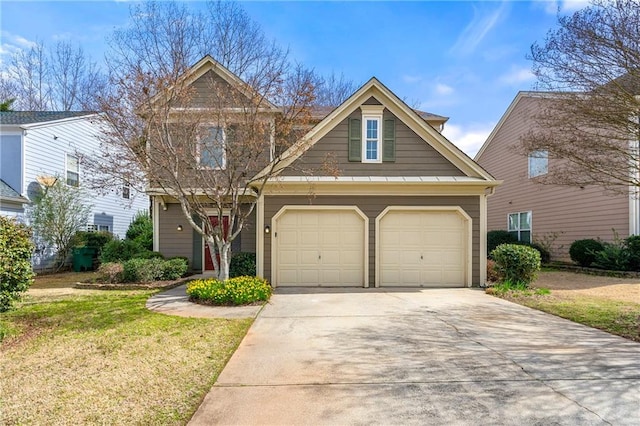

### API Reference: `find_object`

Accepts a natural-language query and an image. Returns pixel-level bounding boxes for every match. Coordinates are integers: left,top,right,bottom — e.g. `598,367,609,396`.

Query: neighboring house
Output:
0,111,149,266
152,57,499,287
475,91,633,260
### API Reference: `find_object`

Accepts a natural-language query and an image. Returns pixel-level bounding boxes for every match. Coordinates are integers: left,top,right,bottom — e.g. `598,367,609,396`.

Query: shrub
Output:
486,259,500,283
625,235,640,271
161,258,188,280
122,258,165,283
527,242,551,264
592,242,630,271
187,276,272,305
229,252,256,278
569,239,604,267
490,244,541,287
97,262,125,283
126,212,153,251
137,250,164,260
100,239,146,263
0,217,35,311
487,230,518,257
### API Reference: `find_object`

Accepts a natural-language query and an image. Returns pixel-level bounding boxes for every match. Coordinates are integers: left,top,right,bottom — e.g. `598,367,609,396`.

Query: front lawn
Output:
0,273,252,425
492,271,640,342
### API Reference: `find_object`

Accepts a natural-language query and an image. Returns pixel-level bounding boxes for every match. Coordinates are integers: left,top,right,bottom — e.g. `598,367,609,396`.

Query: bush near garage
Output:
229,252,256,278
487,230,518,256
569,239,604,267
490,244,541,287
0,216,35,311
187,276,271,306
97,257,187,283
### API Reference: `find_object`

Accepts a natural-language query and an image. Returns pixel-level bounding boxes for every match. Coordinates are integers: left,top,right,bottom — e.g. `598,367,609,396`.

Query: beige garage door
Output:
275,209,365,287
378,210,468,287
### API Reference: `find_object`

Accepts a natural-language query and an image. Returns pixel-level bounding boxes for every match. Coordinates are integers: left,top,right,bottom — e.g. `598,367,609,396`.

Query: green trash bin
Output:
73,247,96,272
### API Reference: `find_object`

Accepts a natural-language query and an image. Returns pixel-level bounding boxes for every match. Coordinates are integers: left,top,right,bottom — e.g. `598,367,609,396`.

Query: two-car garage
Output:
271,206,472,288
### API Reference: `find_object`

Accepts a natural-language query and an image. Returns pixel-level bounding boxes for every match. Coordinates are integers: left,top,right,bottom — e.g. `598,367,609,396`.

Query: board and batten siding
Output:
22,117,148,238
476,95,628,260
282,108,465,177
263,195,481,287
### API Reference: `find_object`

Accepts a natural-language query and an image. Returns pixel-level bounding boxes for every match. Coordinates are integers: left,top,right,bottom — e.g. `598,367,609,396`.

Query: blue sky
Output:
0,0,589,156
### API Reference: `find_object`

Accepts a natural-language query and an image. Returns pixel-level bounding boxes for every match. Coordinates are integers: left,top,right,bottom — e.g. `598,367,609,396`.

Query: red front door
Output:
204,216,229,271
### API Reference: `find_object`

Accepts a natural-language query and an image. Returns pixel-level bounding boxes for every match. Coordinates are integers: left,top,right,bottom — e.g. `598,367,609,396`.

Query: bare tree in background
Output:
521,0,640,190
0,40,104,110
314,71,358,107
91,0,319,280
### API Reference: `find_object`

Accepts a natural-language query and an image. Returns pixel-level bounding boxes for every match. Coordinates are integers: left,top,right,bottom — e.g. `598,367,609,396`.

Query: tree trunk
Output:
218,243,231,281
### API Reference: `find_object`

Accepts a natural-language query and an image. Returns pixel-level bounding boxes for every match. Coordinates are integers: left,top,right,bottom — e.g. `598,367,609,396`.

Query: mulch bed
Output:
74,279,189,291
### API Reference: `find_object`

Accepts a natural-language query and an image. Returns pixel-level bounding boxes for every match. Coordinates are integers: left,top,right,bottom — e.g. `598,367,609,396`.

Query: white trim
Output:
256,195,265,278
270,205,369,288
479,194,487,286
197,125,226,170
18,113,99,129
374,206,473,288
528,150,548,178
507,211,532,243
152,197,160,252
65,152,79,187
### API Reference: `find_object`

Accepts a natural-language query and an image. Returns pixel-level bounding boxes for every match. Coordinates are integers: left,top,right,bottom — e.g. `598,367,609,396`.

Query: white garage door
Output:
275,209,366,287
378,209,468,287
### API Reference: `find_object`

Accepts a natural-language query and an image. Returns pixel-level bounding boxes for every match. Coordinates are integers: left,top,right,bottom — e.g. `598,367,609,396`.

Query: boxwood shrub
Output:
187,276,271,305
490,244,541,286
569,239,604,267
487,230,518,256
229,252,256,277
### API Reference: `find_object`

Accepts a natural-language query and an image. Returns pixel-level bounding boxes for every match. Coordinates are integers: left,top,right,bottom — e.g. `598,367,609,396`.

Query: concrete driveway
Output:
189,288,640,425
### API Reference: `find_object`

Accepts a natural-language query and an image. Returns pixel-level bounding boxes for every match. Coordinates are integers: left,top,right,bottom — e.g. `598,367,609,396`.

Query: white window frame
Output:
122,180,130,199
528,150,548,178
360,105,384,164
507,211,532,243
66,154,80,187
98,225,110,232
198,125,226,170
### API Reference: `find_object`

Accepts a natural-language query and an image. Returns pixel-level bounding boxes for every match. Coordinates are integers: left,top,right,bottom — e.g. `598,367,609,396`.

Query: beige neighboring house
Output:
153,56,501,287
475,91,636,260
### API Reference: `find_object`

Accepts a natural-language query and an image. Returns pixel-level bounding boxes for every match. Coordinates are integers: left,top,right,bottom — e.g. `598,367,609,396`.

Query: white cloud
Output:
0,31,37,65
537,0,591,15
402,74,422,84
442,123,495,158
499,66,535,86
450,1,509,55
435,83,454,95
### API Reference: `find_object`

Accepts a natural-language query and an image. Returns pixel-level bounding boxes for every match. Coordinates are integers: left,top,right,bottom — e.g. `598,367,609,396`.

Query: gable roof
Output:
0,111,95,126
150,55,281,113
260,77,495,181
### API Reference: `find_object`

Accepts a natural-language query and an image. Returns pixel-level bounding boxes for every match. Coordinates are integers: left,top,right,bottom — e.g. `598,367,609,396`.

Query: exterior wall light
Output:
177,225,183,231
264,225,270,234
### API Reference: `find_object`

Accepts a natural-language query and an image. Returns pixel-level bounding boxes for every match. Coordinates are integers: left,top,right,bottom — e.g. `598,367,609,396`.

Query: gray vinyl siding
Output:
264,195,481,287
283,109,464,177
158,203,256,272
476,95,628,260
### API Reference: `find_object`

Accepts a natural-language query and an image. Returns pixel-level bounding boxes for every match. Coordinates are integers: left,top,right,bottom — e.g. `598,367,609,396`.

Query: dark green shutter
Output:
348,118,361,162
382,119,395,162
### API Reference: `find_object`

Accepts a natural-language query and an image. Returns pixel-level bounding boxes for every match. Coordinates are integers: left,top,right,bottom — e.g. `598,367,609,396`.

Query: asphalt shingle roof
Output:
0,179,22,199
0,111,95,125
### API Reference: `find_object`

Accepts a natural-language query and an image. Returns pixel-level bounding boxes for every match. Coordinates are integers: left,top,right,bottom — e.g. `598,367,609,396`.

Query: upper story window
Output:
199,126,226,169
528,150,548,178
122,180,130,199
66,154,79,187
508,211,532,243
363,117,381,162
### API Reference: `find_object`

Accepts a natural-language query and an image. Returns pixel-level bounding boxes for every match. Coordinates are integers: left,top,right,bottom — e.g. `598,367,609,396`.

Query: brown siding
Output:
476,95,628,259
263,195,481,286
283,109,465,177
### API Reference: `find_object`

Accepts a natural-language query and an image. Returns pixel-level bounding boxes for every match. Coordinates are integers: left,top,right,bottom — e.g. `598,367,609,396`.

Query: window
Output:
86,224,98,232
66,154,79,187
508,211,532,243
362,116,382,162
528,150,548,178
122,180,130,199
199,126,226,169
98,225,110,232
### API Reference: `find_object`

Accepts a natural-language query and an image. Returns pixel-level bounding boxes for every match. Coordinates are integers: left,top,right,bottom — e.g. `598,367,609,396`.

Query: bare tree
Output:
92,0,318,280
314,71,358,107
522,0,640,190
0,40,104,110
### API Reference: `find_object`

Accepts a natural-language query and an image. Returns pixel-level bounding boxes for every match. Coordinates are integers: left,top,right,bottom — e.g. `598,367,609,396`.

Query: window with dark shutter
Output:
348,118,361,162
382,119,395,162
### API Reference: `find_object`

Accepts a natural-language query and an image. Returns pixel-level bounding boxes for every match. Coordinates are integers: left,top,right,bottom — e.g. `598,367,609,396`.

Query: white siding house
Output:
0,112,149,267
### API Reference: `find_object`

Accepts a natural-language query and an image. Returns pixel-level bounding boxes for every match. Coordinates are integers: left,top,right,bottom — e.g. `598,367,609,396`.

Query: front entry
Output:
204,216,229,271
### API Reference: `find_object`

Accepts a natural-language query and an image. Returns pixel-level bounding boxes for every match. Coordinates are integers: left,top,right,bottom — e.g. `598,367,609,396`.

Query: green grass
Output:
493,290,640,342
1,288,252,425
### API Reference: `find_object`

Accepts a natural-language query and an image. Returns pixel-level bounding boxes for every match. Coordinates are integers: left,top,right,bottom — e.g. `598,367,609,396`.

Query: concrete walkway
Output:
189,287,640,425
146,283,263,319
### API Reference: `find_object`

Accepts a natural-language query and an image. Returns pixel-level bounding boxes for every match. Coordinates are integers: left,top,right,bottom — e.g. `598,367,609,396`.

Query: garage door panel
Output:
379,210,467,287
276,209,365,287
